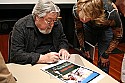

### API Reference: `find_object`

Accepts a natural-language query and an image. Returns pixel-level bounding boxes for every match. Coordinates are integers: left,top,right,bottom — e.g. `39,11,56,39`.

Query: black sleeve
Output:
57,20,69,51
10,20,40,65
108,9,122,28
72,4,84,49
105,2,123,54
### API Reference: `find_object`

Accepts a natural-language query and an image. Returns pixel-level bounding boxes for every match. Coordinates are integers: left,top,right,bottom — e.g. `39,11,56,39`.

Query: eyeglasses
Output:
43,18,58,26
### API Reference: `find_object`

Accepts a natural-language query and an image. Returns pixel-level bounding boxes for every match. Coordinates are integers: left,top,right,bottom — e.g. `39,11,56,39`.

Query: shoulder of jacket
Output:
103,0,114,12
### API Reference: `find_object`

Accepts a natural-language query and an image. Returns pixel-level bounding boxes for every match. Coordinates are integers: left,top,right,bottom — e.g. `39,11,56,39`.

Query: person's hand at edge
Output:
59,49,70,60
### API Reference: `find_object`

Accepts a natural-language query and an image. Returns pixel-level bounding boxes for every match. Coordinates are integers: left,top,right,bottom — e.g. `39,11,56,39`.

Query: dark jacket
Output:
9,14,69,65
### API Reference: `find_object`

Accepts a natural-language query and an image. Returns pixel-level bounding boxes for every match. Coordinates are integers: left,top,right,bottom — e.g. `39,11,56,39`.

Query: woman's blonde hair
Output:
77,0,106,24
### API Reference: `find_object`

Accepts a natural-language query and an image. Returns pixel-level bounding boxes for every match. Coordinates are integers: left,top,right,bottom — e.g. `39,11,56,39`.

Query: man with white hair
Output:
9,0,70,65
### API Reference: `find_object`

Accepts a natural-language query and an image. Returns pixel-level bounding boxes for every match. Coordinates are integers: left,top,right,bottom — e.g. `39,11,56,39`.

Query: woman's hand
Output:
84,51,90,58
100,56,110,67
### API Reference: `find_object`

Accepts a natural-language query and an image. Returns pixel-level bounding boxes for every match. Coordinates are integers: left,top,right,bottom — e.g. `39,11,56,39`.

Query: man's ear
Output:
35,15,39,21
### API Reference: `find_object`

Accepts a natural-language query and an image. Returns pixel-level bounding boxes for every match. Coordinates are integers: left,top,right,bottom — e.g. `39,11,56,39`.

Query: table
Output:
7,54,119,83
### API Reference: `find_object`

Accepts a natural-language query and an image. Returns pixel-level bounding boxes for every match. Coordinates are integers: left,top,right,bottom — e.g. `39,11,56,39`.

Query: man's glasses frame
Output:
43,17,58,26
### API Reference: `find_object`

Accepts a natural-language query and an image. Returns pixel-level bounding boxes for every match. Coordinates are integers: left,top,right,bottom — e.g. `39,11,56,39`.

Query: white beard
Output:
38,27,52,34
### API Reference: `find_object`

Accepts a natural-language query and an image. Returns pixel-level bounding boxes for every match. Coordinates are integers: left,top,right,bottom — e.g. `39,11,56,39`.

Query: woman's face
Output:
79,17,91,23
78,10,91,23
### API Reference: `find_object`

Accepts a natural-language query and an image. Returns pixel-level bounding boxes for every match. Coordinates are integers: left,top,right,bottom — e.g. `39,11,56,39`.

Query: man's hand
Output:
37,52,60,64
59,49,70,60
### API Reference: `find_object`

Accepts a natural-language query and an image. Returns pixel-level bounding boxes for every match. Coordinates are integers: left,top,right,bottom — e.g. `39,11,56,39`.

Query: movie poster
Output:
41,60,103,83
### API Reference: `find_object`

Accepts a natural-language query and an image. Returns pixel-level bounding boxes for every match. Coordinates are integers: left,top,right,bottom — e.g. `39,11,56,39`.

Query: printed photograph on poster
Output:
41,60,104,83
